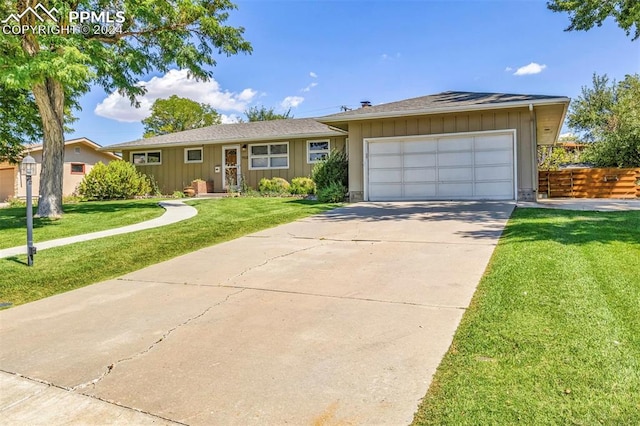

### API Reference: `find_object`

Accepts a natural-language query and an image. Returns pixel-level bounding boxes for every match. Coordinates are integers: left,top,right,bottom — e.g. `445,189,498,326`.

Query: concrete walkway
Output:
0,201,514,425
0,201,197,259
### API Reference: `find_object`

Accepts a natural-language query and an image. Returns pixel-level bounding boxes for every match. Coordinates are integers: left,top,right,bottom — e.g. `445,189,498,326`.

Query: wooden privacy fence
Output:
539,168,640,199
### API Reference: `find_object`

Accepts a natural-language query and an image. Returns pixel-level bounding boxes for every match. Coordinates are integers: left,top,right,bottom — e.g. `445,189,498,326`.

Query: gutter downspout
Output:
529,103,538,201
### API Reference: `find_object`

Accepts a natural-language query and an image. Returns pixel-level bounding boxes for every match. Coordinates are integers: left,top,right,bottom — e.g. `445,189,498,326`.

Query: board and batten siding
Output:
124,136,347,194
347,107,535,201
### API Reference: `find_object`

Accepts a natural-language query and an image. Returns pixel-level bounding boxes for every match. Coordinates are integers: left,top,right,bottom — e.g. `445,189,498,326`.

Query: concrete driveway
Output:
0,201,514,425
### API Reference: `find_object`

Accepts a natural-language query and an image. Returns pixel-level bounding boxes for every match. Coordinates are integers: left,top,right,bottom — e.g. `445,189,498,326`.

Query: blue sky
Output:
67,0,639,146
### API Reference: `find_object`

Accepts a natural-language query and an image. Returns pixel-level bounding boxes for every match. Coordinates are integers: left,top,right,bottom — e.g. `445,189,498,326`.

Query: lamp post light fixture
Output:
20,154,38,266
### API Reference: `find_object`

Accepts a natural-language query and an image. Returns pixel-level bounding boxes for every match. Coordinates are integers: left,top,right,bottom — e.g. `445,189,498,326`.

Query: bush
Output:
289,177,316,195
78,161,152,200
317,181,347,203
312,149,348,191
258,177,290,194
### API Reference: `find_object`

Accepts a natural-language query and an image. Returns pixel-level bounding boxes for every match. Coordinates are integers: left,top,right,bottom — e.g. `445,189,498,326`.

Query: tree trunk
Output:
32,78,65,218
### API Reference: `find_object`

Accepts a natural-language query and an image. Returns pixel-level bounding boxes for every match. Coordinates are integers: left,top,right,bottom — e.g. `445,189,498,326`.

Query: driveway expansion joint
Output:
72,288,246,392
0,370,186,425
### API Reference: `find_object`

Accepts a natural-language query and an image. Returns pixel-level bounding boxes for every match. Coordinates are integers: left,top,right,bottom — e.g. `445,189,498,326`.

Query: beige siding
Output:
347,107,535,200
16,142,118,198
0,165,17,202
125,136,347,194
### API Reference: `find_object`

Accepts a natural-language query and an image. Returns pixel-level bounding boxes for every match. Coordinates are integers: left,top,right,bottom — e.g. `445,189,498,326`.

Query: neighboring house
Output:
103,118,347,194
104,91,569,202
0,138,120,202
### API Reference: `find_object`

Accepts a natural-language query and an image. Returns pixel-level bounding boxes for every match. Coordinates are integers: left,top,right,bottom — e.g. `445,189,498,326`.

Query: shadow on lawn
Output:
0,200,161,232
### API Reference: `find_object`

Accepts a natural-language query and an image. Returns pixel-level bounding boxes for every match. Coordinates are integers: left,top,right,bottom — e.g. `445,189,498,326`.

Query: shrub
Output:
258,177,290,194
78,161,152,200
312,149,348,191
317,181,347,203
289,177,316,195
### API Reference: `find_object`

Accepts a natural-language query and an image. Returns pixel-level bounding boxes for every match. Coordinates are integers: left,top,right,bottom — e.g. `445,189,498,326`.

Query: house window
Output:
184,148,203,163
70,163,85,174
307,140,330,163
131,151,162,165
74,147,81,154
249,142,289,169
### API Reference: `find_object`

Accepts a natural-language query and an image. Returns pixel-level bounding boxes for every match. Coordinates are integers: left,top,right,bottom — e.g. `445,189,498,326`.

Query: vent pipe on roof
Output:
360,101,372,108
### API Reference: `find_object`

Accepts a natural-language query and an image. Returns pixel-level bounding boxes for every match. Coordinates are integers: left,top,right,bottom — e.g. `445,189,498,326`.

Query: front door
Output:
222,145,241,191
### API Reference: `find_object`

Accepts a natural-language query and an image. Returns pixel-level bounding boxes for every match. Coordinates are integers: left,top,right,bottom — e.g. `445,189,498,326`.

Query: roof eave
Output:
100,130,347,152
318,97,571,123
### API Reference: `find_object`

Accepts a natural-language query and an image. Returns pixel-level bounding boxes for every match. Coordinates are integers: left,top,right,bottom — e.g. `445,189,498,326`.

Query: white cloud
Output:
513,62,547,76
381,52,401,61
281,96,304,109
302,82,318,93
309,71,317,78
94,69,257,122
504,66,513,72
221,114,242,124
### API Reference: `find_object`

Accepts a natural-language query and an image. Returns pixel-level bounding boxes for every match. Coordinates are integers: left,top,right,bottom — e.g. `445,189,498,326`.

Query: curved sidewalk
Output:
0,201,197,259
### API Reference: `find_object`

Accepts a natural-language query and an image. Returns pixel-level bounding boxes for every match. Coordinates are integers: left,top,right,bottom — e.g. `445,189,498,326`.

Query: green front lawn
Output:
414,208,640,424
0,197,337,307
0,199,165,249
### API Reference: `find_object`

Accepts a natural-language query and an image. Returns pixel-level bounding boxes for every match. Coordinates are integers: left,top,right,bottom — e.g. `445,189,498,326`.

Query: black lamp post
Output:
20,154,37,266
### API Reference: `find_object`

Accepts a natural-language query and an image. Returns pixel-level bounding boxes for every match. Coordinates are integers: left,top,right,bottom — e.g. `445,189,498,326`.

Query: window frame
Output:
307,139,331,164
70,163,85,175
248,142,290,170
130,150,162,166
184,147,204,164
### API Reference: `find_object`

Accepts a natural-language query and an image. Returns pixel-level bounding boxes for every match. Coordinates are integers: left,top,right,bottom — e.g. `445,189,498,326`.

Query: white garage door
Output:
366,131,515,201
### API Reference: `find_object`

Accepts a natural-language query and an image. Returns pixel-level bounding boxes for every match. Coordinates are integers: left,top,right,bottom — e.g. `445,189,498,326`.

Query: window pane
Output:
270,156,288,168
71,164,84,173
309,153,328,162
251,145,268,155
251,157,268,168
132,153,146,164
270,144,288,155
187,149,202,161
147,152,161,163
309,141,329,151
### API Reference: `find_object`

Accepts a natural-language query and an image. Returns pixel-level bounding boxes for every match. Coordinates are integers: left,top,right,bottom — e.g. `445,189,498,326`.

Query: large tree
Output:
568,73,640,167
0,86,41,163
142,95,221,138
244,105,293,122
0,0,251,217
547,0,640,40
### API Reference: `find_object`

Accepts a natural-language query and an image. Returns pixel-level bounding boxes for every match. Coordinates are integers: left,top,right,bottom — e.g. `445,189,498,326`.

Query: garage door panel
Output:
438,167,473,182
366,132,515,201
404,141,436,153
475,134,512,150
475,182,513,198
369,169,402,183
438,152,472,167
438,183,473,197
369,142,401,154
404,168,436,183
369,155,402,168
475,150,512,165
404,184,437,198
404,154,436,167
369,184,403,200
475,165,512,181
438,137,473,152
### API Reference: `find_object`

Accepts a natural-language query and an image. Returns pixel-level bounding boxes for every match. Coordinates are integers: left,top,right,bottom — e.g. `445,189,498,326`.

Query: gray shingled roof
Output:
104,118,346,150
319,91,569,121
